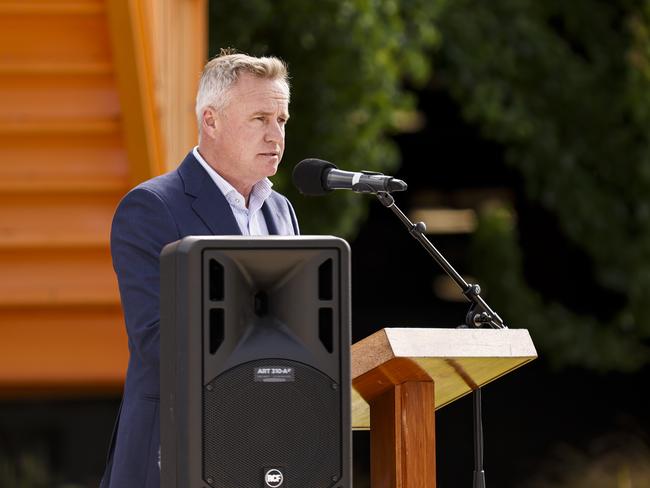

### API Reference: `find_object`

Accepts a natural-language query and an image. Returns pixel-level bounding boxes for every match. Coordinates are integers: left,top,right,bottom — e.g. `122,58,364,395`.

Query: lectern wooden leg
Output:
369,381,436,488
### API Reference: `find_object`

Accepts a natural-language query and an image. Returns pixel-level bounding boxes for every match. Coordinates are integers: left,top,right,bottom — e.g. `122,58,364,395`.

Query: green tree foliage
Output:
209,0,650,371
209,0,442,236
438,0,650,370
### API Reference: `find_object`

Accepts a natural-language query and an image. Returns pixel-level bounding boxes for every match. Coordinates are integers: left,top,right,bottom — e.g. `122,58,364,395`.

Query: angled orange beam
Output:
146,0,207,168
106,0,165,184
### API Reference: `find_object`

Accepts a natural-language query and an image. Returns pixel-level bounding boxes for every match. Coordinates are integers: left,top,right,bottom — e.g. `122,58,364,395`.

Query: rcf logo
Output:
264,468,284,487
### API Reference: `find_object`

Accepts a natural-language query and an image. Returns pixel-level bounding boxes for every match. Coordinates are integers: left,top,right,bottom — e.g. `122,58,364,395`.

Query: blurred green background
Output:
2,0,650,486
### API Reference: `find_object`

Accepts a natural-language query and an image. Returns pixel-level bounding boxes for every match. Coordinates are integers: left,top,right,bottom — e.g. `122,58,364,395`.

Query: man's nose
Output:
265,120,284,144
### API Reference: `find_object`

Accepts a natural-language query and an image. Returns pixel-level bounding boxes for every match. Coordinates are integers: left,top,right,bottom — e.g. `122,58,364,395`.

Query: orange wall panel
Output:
0,133,129,190
0,306,128,394
0,12,111,65
0,248,119,306
0,73,121,121
0,193,120,246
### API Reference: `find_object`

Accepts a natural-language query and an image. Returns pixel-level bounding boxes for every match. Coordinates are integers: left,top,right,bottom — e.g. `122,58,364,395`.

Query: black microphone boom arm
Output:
375,191,506,329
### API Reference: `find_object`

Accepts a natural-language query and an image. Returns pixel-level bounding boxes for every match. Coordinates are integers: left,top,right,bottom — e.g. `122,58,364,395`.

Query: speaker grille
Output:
203,359,341,488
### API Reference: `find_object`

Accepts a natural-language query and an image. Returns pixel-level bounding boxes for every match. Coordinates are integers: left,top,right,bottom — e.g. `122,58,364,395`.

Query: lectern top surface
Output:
352,327,537,379
350,328,537,430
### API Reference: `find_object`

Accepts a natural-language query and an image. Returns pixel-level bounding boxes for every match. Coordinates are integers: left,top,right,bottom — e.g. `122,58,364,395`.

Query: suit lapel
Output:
262,198,282,235
178,152,241,236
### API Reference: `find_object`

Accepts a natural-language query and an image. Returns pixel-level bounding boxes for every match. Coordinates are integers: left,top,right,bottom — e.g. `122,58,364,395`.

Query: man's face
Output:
203,73,289,190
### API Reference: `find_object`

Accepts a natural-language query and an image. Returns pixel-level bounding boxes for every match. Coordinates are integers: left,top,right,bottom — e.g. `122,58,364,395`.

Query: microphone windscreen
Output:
292,158,337,196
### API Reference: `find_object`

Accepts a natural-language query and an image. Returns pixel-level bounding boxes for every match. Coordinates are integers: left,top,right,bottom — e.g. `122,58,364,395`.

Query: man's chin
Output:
263,160,281,177
252,154,281,180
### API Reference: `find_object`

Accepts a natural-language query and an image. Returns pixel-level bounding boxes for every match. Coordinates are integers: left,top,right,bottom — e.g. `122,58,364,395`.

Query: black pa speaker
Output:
160,236,351,488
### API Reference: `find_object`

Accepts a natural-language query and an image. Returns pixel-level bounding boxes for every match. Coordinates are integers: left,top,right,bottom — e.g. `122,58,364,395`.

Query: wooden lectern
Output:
351,328,537,488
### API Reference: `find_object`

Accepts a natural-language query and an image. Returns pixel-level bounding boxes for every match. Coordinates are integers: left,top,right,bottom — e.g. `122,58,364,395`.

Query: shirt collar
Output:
192,146,273,210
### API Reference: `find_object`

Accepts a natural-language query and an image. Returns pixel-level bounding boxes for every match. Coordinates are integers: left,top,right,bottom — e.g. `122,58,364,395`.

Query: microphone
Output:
292,158,407,196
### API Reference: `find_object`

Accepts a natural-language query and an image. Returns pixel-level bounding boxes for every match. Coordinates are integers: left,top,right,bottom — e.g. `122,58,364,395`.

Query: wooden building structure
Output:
0,0,207,396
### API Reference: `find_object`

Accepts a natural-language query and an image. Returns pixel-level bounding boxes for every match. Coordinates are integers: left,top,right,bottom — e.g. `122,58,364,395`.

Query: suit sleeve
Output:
110,187,181,369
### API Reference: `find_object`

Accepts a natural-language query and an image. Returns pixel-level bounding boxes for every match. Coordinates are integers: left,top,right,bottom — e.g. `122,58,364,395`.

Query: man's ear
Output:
201,107,219,139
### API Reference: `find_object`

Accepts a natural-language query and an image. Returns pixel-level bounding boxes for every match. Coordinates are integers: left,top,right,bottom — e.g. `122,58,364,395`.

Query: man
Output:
100,52,299,488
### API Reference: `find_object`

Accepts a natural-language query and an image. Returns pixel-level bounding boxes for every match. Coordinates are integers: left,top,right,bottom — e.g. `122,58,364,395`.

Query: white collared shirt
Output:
193,147,295,236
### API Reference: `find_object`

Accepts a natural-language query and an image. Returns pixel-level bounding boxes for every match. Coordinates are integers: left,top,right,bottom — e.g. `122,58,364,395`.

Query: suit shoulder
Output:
112,169,186,217
132,169,183,199
111,171,182,244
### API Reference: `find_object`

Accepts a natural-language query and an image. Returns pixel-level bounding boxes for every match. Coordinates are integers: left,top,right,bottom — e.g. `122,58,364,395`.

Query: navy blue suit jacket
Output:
100,152,299,488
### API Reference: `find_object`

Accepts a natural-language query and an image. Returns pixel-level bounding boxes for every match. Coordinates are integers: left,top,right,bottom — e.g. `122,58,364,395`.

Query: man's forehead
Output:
240,90,289,115
246,95,289,113
232,74,289,98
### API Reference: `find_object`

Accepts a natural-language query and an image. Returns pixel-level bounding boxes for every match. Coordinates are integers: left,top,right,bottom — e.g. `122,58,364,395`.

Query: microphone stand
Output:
375,191,506,330
375,191,506,488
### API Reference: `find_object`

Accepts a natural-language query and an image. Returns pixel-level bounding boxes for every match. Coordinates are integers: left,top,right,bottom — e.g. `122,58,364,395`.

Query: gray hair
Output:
195,50,290,128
